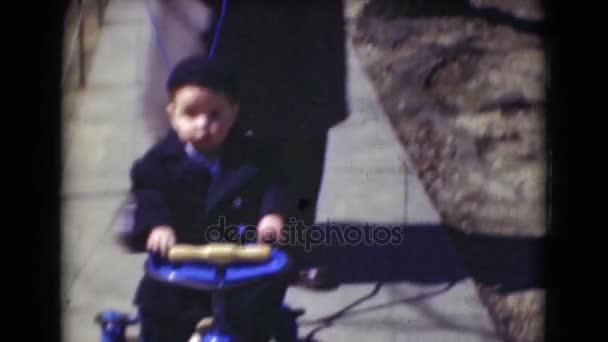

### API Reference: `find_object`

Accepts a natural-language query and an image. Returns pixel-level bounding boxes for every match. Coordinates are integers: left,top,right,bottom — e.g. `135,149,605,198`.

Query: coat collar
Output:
158,130,260,217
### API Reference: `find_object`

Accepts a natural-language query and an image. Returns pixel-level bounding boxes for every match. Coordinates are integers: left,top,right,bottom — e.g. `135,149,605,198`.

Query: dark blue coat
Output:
126,128,293,317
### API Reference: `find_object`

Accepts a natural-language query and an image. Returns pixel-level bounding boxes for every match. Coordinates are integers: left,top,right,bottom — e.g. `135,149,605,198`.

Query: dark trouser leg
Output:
139,311,199,342
137,278,288,342
226,277,289,342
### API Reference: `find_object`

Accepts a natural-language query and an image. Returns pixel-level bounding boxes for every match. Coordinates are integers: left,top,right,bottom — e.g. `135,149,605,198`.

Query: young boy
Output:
126,54,294,342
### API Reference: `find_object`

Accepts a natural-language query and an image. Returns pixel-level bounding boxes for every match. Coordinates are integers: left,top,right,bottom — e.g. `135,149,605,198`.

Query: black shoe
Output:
293,267,339,290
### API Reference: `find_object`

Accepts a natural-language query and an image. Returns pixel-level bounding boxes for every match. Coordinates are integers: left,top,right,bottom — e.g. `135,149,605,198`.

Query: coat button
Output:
237,223,247,235
233,196,243,208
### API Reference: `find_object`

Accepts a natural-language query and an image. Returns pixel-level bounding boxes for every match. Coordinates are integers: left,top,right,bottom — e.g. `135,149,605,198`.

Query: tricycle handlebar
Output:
168,243,272,265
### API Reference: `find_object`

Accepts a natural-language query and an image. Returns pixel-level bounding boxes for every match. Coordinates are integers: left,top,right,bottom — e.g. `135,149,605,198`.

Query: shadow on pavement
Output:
296,223,544,294
287,222,543,340
446,226,545,293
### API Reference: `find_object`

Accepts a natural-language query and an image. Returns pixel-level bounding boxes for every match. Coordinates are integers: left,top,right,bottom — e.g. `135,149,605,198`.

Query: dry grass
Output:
477,285,545,342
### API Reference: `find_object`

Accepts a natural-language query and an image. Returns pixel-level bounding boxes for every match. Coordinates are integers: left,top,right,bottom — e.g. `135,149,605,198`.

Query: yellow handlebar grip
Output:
188,317,214,342
168,243,272,265
195,317,214,333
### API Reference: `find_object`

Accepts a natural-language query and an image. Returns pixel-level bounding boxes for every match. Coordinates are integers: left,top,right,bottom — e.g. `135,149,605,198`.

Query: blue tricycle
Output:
95,243,303,342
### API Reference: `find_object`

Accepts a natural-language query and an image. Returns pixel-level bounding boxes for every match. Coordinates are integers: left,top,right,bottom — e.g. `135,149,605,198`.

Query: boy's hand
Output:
256,214,285,245
146,225,176,257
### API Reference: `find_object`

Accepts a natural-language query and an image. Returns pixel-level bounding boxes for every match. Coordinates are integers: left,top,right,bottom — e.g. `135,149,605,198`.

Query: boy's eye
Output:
210,110,221,119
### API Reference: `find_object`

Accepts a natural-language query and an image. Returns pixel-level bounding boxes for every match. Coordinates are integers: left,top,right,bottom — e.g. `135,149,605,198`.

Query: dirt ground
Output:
347,0,546,341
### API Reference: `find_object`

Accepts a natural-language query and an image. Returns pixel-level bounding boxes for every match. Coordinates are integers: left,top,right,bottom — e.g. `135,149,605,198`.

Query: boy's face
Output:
167,85,239,154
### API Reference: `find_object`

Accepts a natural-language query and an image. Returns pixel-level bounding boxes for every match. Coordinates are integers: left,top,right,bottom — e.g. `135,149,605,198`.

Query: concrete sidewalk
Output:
61,0,152,340
61,0,500,341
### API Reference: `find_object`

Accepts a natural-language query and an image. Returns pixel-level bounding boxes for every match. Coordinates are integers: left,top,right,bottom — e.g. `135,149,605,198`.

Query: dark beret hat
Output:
166,54,239,101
